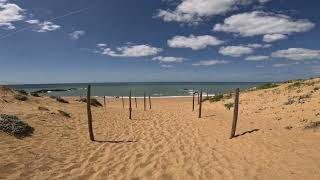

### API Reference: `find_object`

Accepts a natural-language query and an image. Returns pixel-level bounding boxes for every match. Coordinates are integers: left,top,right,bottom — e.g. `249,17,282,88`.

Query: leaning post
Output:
192,92,195,111
86,84,94,141
198,91,203,118
230,88,240,139
135,97,137,108
144,93,146,111
129,91,132,119
103,96,106,108
149,94,152,109
122,96,124,109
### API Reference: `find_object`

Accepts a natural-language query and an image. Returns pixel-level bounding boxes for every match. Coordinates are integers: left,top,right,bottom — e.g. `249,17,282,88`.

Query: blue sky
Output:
0,0,319,84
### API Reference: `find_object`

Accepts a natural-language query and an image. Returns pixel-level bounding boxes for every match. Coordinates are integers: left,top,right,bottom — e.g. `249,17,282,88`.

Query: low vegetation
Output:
0,114,34,138
210,94,223,102
56,97,69,104
255,83,279,90
14,94,28,101
224,103,234,110
80,98,103,107
30,92,41,97
58,110,71,118
304,121,320,130
17,90,28,96
288,82,304,89
38,107,49,111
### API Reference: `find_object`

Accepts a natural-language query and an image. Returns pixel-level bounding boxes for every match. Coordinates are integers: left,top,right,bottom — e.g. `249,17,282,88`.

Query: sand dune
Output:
1,79,320,179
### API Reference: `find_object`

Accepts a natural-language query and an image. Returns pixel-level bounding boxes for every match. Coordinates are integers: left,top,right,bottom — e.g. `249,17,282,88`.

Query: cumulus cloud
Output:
155,0,270,24
219,46,254,57
69,30,85,40
26,19,61,32
0,0,25,29
246,43,271,48
161,64,174,68
168,35,224,50
245,55,269,61
213,11,315,38
152,56,185,63
99,44,162,57
192,60,229,66
263,34,287,42
271,48,320,61
97,43,107,47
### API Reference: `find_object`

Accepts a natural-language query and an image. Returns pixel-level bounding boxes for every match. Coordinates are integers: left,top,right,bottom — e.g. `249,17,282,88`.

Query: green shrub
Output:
79,98,102,107
17,90,28,96
288,82,303,89
56,97,69,104
210,94,223,102
224,103,234,110
0,114,34,138
304,121,320,130
30,92,40,97
58,110,71,118
256,83,278,90
15,94,28,101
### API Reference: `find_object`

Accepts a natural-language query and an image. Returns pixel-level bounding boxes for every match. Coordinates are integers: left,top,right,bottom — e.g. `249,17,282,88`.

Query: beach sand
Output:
1,79,320,179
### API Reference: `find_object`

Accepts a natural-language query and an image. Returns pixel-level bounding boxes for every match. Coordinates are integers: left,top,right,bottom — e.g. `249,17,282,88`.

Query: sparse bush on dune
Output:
58,110,71,118
78,98,103,107
38,107,49,111
288,82,304,89
15,94,28,101
30,92,41,97
56,97,69,104
304,121,320,130
17,90,28,96
0,114,34,138
224,103,234,110
210,94,223,102
255,83,279,90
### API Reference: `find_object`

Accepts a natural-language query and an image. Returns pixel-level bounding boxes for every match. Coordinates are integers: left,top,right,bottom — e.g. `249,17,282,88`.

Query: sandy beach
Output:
1,78,320,179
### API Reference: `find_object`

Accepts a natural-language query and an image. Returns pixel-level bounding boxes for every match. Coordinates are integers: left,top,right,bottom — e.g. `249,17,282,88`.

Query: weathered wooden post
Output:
144,93,146,111
103,96,106,108
129,91,132,119
86,85,94,141
198,91,202,118
206,92,209,99
192,92,195,111
197,93,200,105
135,97,137,108
122,96,124,109
149,95,152,109
230,88,240,139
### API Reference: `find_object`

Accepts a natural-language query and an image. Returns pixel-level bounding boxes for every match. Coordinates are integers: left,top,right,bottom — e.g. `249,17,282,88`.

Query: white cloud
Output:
155,0,270,24
263,34,287,42
271,48,320,61
246,43,271,48
97,43,107,47
0,0,24,29
192,60,229,66
161,64,174,68
152,56,185,63
168,35,224,50
272,63,289,67
219,46,254,57
100,44,162,57
26,19,61,32
213,11,315,38
69,30,85,40
245,55,269,61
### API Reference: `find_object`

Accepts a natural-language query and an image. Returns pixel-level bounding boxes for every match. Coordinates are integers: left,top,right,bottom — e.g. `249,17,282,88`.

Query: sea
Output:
8,82,267,97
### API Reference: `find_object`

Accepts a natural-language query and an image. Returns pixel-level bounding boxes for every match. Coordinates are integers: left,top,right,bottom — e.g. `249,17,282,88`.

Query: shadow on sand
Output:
93,140,137,144
234,129,260,138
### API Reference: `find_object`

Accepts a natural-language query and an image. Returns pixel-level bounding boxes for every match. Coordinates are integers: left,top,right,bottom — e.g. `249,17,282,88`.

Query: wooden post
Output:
129,91,132,119
135,97,137,108
230,88,240,139
192,92,195,111
149,95,151,109
103,96,106,108
206,92,209,99
122,96,124,109
86,85,94,141
144,93,146,111
198,91,202,118
197,93,200,105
